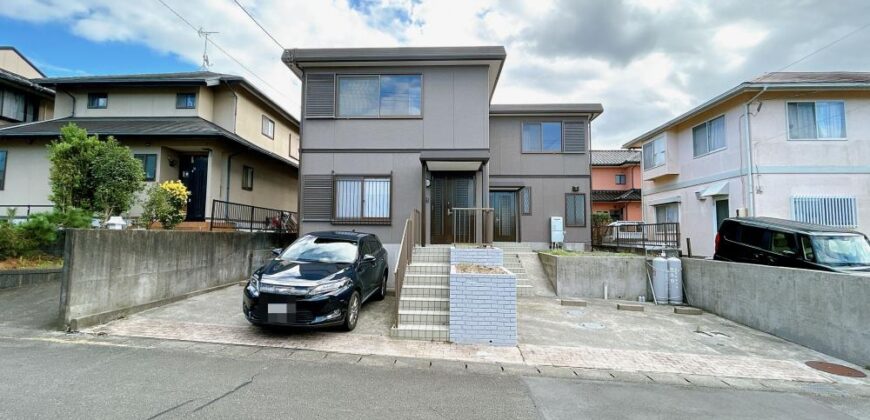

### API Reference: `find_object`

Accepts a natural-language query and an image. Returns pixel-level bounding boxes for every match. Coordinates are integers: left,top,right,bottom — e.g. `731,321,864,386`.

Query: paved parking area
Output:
80,284,870,391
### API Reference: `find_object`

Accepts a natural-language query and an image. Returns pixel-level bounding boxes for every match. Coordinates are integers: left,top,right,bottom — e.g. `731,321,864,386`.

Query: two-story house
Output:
283,46,601,270
0,71,300,223
590,149,642,221
624,72,870,257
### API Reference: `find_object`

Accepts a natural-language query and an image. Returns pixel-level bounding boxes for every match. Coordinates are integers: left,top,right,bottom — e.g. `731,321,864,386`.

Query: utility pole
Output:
198,27,219,70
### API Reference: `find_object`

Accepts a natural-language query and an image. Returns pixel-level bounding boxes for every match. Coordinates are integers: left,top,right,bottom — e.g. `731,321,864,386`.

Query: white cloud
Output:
2,0,869,148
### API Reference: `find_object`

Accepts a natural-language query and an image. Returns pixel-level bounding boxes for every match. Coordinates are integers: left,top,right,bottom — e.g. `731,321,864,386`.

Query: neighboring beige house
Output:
0,47,54,128
0,71,299,223
624,72,870,257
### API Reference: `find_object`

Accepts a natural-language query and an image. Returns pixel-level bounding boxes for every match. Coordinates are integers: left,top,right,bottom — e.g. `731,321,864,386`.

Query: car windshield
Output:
279,235,358,264
811,234,870,267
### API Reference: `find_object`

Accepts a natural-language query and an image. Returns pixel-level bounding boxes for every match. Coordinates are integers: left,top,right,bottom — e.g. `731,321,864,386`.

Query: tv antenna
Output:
198,27,219,70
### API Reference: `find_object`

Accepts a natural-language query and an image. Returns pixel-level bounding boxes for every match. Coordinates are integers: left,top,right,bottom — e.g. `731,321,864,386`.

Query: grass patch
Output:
540,249,633,257
0,254,63,270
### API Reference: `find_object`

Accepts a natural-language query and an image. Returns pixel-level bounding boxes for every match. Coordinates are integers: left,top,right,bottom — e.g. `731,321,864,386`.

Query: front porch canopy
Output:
419,149,489,172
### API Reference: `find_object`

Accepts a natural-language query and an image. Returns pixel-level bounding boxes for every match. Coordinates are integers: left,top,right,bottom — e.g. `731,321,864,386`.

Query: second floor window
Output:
261,116,275,139
787,101,846,140
522,122,562,153
176,93,196,109
615,174,626,185
87,93,108,109
338,75,421,118
134,153,157,181
643,136,666,170
0,90,25,121
693,115,726,157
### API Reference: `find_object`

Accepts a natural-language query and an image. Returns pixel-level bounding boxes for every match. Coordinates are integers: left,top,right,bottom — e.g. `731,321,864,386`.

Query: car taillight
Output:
714,232,721,253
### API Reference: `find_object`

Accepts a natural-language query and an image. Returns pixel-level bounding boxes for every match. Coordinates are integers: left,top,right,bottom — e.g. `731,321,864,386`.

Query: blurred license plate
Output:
267,302,297,323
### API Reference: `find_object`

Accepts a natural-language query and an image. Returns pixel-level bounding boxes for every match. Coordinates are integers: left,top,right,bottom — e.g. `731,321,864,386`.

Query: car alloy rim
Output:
349,294,360,326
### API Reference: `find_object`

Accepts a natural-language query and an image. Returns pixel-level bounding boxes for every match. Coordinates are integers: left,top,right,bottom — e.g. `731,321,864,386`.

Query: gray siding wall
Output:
301,65,490,150
488,116,592,245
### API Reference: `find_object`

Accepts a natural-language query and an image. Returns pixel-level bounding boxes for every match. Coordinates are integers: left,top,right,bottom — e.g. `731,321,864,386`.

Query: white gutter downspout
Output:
744,86,767,216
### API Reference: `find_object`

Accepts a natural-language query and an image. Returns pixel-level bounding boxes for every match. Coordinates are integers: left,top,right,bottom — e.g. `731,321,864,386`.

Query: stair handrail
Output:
393,211,416,327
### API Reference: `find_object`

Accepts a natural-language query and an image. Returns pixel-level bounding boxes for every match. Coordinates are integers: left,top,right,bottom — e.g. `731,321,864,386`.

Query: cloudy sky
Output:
2,0,869,148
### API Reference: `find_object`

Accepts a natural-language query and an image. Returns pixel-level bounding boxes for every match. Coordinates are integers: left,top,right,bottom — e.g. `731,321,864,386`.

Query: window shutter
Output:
302,174,333,221
563,121,586,153
305,73,335,118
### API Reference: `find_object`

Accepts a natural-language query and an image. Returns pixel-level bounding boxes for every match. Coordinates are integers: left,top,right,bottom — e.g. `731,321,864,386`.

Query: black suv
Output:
714,217,870,275
243,231,389,331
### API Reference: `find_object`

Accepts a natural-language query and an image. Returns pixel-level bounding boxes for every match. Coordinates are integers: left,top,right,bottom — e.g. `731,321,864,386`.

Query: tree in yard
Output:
47,124,144,220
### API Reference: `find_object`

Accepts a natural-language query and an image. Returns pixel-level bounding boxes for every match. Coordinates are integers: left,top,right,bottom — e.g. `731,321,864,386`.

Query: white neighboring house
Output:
623,72,870,257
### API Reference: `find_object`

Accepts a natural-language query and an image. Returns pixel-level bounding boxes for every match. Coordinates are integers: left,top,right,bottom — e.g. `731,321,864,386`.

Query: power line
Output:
774,21,870,73
154,0,299,107
233,0,285,50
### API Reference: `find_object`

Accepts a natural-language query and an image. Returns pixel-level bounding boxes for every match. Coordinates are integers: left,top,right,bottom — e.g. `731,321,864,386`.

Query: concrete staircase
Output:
496,243,535,297
390,246,451,341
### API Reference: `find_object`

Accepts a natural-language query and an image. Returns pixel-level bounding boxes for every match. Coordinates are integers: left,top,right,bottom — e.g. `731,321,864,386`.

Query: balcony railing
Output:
592,222,680,254
452,207,493,246
209,200,298,233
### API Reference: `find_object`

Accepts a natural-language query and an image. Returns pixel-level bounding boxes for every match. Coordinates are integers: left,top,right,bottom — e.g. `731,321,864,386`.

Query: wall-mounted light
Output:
168,158,177,168
571,186,580,192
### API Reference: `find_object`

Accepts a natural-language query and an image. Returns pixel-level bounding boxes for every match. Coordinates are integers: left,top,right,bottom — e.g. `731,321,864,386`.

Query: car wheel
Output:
343,290,361,331
372,271,387,301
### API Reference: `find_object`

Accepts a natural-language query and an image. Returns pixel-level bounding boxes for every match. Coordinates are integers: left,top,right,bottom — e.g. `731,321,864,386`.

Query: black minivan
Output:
714,217,870,275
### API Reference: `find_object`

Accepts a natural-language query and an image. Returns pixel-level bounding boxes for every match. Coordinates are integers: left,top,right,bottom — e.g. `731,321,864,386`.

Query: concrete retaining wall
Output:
450,247,504,266
682,258,869,367
0,268,62,290
59,229,290,331
539,253,649,300
449,266,517,346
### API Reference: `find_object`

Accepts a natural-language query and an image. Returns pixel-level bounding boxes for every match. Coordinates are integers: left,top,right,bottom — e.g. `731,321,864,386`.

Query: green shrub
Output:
0,208,92,259
141,181,190,230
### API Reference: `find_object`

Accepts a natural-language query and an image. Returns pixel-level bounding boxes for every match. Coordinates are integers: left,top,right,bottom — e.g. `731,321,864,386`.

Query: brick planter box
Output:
449,265,517,346
450,246,503,266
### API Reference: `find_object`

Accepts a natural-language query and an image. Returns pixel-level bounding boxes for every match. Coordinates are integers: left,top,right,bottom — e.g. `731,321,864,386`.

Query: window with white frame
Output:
333,175,391,223
787,101,846,140
337,75,421,117
654,203,679,224
792,196,857,228
692,115,726,157
261,115,275,139
642,136,666,170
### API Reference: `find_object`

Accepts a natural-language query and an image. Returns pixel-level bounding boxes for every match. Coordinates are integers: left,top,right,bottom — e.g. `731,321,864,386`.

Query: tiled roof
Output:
591,150,641,166
592,189,641,202
0,68,54,97
0,117,297,167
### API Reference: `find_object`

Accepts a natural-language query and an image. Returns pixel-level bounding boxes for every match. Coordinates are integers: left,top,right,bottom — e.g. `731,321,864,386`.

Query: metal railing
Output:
0,205,54,221
452,207,493,246
592,222,680,254
209,200,298,233
393,211,418,326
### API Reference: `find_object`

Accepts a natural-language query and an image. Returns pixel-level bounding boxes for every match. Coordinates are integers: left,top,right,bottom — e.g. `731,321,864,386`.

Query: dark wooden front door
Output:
430,173,475,244
179,154,208,221
490,191,518,242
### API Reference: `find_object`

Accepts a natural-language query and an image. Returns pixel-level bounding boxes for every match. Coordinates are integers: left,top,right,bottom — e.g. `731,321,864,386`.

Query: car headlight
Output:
246,275,260,297
307,278,351,297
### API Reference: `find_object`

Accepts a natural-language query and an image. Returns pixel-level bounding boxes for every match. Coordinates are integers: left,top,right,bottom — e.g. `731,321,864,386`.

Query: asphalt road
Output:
1,336,867,420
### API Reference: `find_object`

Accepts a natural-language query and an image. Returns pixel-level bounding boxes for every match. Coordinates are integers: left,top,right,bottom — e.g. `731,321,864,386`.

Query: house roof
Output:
0,46,46,78
623,71,870,148
591,149,640,166
0,116,297,168
0,68,54,98
490,103,603,119
283,46,507,99
592,189,641,202
35,71,299,128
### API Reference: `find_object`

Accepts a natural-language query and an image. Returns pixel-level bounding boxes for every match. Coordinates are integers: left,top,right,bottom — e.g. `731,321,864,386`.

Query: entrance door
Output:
179,154,208,221
430,173,475,244
715,198,729,230
490,191,518,242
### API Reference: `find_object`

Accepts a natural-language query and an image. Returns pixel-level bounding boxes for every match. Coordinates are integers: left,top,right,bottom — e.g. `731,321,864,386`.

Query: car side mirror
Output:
272,248,283,256
362,254,376,263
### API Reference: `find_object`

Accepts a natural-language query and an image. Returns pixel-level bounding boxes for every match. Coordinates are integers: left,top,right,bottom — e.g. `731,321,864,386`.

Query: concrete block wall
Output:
539,253,649,300
682,258,870,367
59,229,290,330
0,268,62,290
450,247,504,266
449,267,517,346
